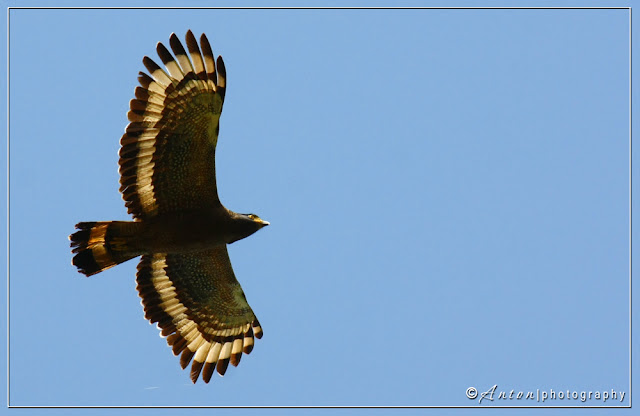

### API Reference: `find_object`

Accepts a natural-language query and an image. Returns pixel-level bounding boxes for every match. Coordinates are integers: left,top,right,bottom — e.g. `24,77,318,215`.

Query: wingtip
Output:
190,360,204,383
230,349,242,367
180,349,195,369
216,357,230,376
202,362,216,383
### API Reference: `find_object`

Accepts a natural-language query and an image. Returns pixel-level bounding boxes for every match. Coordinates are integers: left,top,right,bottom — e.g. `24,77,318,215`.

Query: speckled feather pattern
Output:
119,31,226,220
136,249,262,382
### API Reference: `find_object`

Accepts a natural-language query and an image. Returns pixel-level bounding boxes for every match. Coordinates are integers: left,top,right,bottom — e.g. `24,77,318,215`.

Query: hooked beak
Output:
260,220,270,227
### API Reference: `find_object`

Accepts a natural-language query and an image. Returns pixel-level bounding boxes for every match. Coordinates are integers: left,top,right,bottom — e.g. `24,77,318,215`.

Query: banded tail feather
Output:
69,221,143,276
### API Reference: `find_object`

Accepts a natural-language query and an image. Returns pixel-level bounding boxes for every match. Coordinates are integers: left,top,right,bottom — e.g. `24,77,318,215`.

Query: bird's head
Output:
243,213,270,228
227,212,270,244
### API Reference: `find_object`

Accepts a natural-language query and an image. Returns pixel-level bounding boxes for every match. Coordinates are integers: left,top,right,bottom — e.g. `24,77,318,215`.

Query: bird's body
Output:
141,210,267,249
69,31,269,383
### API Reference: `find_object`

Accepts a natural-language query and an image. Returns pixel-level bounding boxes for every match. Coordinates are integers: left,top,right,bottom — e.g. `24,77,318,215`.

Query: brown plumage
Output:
69,31,269,383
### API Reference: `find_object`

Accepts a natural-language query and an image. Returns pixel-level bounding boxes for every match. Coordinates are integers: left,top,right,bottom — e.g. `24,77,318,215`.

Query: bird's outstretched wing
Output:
119,30,227,220
136,246,263,383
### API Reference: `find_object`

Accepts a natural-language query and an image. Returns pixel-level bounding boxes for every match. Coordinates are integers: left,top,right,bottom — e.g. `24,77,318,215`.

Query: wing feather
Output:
135,247,262,383
199,33,218,85
170,32,195,75
156,41,185,81
186,30,207,81
119,32,226,220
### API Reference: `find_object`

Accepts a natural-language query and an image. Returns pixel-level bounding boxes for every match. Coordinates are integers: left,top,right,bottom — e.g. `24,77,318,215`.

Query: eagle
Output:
69,31,269,384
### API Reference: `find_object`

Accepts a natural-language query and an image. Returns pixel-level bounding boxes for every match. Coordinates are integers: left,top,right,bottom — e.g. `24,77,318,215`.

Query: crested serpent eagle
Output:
69,31,269,384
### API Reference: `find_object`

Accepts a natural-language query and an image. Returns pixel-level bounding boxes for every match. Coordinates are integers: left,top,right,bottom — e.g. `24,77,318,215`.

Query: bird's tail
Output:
69,221,143,276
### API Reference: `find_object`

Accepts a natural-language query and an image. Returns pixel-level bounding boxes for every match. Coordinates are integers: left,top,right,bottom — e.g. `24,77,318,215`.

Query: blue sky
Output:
2,2,634,414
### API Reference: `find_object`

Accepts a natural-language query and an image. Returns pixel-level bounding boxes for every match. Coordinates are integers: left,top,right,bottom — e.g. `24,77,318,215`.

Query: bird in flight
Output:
69,31,269,383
